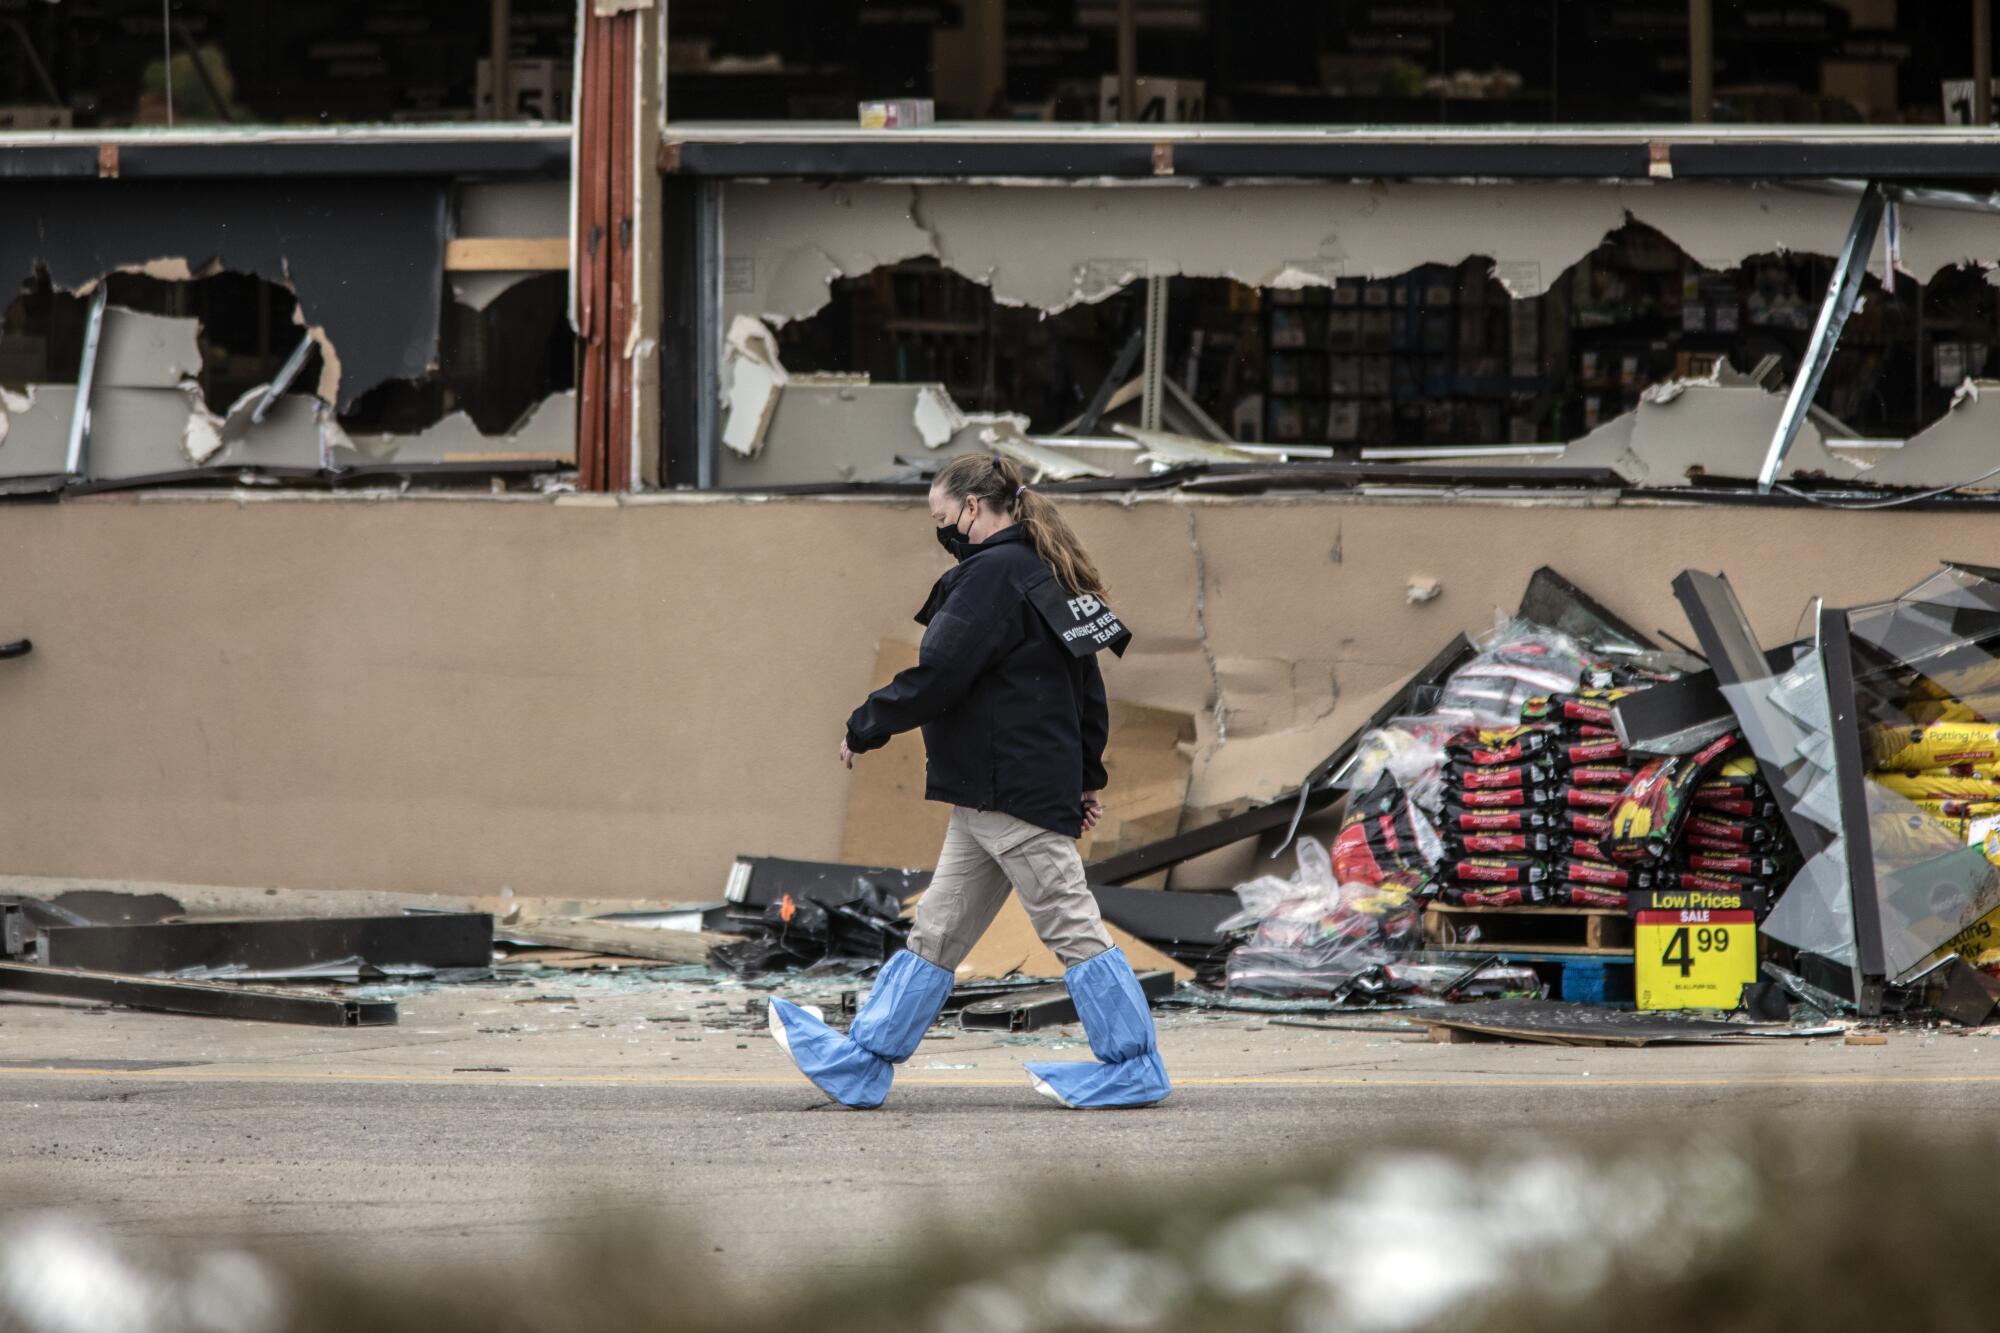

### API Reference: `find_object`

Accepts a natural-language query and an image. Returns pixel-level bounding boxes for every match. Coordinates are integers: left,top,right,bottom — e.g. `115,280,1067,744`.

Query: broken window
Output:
687,178,2000,494
0,1,576,128
0,252,575,488
664,0,1983,126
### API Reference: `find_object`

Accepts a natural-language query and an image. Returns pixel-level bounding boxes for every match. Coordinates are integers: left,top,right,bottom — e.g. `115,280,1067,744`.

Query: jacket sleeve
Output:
1077,652,1110,793
845,569,1014,753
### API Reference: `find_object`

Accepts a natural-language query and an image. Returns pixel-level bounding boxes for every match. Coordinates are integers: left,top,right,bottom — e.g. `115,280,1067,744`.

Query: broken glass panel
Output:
1834,565,2000,980
1762,842,1856,967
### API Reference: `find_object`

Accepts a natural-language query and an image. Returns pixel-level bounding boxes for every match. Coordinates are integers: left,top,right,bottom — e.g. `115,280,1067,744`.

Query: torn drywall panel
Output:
922,182,1628,312
1620,181,2000,283
181,400,226,465
0,180,447,410
332,391,576,468
721,181,1627,321
451,271,560,312
719,316,788,457
0,384,67,478
721,180,2000,328
975,420,1109,481
913,385,962,449
1858,380,2000,490
716,382,976,485
82,385,321,481
720,182,938,325
1548,381,1864,486
451,180,573,311
96,309,205,389
712,330,1047,485
458,180,571,238
1113,424,1256,469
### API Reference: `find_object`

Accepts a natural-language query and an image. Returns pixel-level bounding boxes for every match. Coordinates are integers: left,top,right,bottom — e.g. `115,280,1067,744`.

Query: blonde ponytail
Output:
932,453,1108,599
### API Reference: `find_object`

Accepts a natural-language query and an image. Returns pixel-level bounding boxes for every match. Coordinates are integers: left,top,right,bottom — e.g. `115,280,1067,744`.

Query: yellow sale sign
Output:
1634,907,1758,1010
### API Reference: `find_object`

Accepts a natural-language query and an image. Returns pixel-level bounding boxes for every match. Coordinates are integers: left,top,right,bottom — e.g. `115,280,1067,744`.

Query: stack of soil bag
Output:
1219,615,1804,1000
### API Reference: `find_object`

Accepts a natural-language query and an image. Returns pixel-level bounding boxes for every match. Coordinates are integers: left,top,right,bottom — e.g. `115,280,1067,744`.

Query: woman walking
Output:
768,453,1171,1111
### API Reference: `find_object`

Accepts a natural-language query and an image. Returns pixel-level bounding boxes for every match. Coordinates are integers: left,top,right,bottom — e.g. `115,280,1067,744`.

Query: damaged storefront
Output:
12,7,2000,1046
0,140,579,491
663,128,2000,503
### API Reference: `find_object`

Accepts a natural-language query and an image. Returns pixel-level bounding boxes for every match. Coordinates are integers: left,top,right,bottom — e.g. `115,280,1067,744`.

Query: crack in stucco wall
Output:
1184,505,1226,750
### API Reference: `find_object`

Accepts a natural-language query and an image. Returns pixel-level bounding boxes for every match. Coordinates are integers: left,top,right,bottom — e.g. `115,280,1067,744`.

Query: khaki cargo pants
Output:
906,807,1113,972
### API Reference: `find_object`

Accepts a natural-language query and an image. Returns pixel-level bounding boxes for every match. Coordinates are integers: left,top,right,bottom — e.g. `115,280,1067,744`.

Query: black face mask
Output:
935,499,973,560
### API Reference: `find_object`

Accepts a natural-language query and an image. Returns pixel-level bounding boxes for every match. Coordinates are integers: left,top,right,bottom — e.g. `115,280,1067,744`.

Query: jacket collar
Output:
963,523,1027,557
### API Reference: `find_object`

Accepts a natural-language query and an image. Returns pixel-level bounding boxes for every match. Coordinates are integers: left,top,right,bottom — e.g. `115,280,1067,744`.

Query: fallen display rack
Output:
957,970,1177,1032
0,960,397,1026
1423,999,1839,1047
36,912,494,975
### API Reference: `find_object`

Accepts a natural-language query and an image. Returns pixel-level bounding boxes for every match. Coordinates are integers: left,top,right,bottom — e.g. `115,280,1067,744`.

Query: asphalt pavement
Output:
2,972,1995,1291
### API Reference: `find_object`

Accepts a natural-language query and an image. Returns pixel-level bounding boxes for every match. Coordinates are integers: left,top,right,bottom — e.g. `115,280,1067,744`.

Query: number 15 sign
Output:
1631,888,1764,1010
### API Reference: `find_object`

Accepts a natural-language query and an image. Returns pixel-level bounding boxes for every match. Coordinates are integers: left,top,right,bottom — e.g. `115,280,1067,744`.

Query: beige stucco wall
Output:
0,491,1984,901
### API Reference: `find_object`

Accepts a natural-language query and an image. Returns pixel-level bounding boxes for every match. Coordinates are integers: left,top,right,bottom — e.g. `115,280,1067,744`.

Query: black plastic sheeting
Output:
710,879,910,977
0,179,446,409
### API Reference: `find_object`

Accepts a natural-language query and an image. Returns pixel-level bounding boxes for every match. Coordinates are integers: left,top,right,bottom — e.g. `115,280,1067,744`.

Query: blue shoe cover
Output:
1022,947,1172,1109
769,950,954,1109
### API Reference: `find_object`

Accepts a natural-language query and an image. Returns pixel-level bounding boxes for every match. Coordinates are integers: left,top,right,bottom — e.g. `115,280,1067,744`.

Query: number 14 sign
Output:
1632,889,1762,1010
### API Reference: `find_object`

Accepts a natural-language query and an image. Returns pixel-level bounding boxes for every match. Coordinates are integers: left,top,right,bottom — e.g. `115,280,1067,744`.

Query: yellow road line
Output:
0,1065,1993,1091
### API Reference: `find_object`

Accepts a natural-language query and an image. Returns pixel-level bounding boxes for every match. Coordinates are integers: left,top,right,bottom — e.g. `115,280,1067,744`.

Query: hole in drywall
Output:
1,268,309,414
759,223,1983,456
774,257,1150,428
0,267,574,437
339,271,574,435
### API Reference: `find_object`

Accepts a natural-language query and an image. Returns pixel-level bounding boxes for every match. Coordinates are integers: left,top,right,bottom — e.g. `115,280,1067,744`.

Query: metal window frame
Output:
1674,568,1893,1013
1757,182,1885,492
1814,604,1890,1014
694,179,722,490
63,285,107,479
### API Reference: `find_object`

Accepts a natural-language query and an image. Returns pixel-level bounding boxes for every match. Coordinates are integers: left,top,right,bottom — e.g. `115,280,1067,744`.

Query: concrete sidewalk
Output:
0,964,1994,1291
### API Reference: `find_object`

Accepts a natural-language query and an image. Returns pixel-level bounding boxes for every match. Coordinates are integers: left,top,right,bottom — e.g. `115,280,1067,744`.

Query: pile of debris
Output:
12,560,2000,1042
1198,558,2000,1033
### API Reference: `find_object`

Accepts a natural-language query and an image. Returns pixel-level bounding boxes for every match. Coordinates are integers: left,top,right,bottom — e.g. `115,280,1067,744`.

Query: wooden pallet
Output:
1423,904,1633,956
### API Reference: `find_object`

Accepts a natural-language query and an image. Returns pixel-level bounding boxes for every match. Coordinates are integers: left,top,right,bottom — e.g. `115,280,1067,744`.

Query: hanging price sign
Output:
1631,888,1762,1010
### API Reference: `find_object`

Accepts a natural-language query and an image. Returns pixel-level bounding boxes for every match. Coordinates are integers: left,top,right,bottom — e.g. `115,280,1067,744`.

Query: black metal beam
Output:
1673,571,1868,1011
0,961,396,1026
958,970,1175,1031
668,138,1158,180
1083,796,1335,886
1088,884,1239,947
664,131,2000,184
1816,607,1889,1015
1176,463,1626,493
0,135,567,182
38,914,492,976
1611,647,1802,755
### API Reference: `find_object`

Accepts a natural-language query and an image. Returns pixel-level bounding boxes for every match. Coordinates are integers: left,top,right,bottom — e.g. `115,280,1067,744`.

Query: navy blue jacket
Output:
845,526,1129,838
